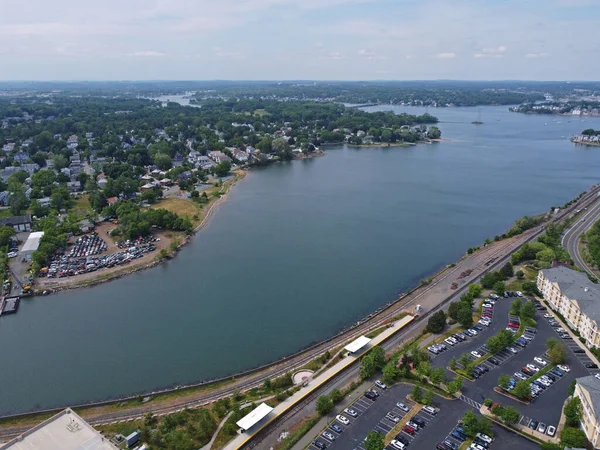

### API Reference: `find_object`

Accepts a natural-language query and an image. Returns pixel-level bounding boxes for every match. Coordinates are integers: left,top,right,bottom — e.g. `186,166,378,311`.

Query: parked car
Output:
336,415,350,425
573,348,585,353
364,391,377,400
488,357,499,365
313,440,327,449
476,433,493,444
538,423,546,433
391,439,406,449
529,420,539,430
375,380,387,389
534,357,548,366
396,402,409,412
551,369,564,377
451,431,466,441
330,423,343,433
422,405,437,415
471,350,482,358
526,364,540,372
322,431,336,441
558,365,571,372
344,408,358,417
386,413,400,423
412,416,426,427
547,426,556,436
403,425,415,435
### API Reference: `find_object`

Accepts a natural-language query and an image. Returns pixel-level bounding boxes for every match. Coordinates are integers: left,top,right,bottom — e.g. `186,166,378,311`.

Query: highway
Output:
562,193,600,277
1,185,600,443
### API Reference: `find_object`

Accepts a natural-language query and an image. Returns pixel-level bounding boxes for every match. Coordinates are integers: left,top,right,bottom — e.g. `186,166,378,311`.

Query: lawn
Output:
152,197,204,226
72,194,92,213
0,208,13,218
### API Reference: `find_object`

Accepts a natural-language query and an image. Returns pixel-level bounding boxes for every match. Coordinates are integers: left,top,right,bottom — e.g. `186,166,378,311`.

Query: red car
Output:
508,323,519,329
403,425,415,435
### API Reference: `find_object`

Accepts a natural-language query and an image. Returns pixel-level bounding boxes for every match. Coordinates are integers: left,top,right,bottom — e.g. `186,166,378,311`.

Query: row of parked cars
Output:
67,233,108,258
427,324,489,356
389,406,437,449
442,424,494,450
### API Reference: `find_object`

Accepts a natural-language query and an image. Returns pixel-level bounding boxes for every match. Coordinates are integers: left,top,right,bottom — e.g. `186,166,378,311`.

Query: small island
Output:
571,129,600,146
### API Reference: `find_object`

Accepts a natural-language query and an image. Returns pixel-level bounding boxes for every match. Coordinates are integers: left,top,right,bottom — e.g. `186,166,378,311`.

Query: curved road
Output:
562,194,600,276
1,186,600,442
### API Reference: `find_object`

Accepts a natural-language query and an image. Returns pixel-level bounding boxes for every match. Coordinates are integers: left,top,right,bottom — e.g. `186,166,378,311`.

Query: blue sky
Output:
1,0,599,81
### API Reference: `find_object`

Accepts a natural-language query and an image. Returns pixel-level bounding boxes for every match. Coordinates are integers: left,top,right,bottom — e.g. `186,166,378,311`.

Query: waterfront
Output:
1,106,600,414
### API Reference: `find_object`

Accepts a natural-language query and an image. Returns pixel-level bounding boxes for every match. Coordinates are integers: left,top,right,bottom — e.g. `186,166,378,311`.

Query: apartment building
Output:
575,375,600,448
537,266,600,348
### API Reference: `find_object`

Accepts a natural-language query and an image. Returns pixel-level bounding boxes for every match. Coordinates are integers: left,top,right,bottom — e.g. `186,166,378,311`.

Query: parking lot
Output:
308,384,540,450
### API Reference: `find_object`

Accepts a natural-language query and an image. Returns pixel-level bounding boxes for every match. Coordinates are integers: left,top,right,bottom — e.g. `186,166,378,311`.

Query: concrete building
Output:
0,214,32,232
574,375,600,448
537,266,600,347
0,408,118,450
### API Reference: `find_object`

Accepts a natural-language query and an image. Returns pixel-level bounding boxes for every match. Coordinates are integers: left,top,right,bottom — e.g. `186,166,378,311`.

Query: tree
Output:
513,380,531,400
498,374,511,390
499,262,514,279
154,153,172,170
448,301,462,320
561,426,589,448
371,346,386,370
540,443,565,450
462,410,479,437
459,353,472,369
52,154,69,170
457,305,474,328
411,385,423,403
493,281,506,295
423,389,434,406
522,281,542,297
511,298,522,315
547,341,567,364
360,354,376,381
468,284,483,298
214,160,232,177
520,301,536,320
427,126,441,139
516,270,525,279
9,191,28,215
364,430,384,450
449,357,458,370
382,362,399,385
446,377,463,396
316,395,333,415
500,406,520,424
426,310,447,333
429,367,446,385
481,271,503,289
564,397,582,427
330,388,343,404
0,226,15,247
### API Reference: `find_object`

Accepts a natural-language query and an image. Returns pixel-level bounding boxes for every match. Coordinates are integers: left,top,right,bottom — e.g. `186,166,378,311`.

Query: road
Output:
562,193,600,277
1,186,600,443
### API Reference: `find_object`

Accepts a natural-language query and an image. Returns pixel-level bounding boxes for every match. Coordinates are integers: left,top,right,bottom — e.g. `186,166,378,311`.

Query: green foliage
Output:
522,281,542,297
364,430,384,450
330,388,343,405
468,283,483,298
483,398,493,407
411,385,423,403
520,301,537,320
360,354,376,381
516,270,525,279
499,262,514,279
371,346,386,370
568,379,577,396
448,301,462,320
426,310,447,333
547,340,567,364
214,160,232,177
449,357,458,370
486,329,514,353
445,377,463,396
561,426,589,448
513,380,531,400
564,397,582,427
481,270,505,289
493,281,506,295
429,367,447,385
540,443,565,450
457,304,474,328
492,404,520,424
422,389,434,406
316,395,333,415
506,215,544,238
511,298,522,315
498,374,511,390
0,226,15,247
382,362,399,385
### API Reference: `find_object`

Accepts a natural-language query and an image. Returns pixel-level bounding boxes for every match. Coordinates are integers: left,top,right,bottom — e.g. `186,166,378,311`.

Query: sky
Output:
1,0,600,81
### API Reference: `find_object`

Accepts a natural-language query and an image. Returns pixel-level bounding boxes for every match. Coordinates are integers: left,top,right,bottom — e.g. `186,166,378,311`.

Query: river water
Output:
1,106,600,415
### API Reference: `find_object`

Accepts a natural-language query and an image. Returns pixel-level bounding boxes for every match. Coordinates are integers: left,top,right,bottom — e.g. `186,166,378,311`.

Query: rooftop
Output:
0,408,117,450
236,403,273,432
0,214,31,227
541,266,600,321
21,231,44,253
577,375,600,422
344,335,371,353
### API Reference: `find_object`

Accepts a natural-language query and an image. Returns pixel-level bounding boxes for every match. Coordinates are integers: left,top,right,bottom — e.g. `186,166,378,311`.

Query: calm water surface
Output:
1,106,600,414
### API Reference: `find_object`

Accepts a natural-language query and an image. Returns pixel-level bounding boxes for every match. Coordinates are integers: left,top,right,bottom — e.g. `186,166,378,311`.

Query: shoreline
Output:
32,170,246,296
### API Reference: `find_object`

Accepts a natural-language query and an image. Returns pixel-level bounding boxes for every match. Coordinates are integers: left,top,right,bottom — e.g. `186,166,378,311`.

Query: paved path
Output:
562,196,600,277
201,410,233,450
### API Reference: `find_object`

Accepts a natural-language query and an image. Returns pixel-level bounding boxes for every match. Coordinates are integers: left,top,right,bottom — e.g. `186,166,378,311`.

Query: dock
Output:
0,296,20,316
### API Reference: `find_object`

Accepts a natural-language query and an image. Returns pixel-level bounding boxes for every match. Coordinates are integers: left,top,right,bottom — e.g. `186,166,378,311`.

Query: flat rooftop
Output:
0,409,117,450
344,335,371,353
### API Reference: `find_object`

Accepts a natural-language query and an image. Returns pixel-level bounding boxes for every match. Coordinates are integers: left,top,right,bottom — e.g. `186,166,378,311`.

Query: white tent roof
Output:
344,335,371,353
21,231,44,253
236,403,273,431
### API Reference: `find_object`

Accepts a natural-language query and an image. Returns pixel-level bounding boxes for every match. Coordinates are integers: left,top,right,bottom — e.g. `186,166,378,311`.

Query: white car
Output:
544,313,553,318
396,402,409,412
508,347,517,353
534,357,548,366
336,415,350,425
526,364,539,372
469,329,478,335
547,426,556,437
470,444,485,450
471,350,482,358
445,338,455,346
476,433,493,444
558,365,571,373
344,408,358,417
375,380,387,389
517,291,523,297
595,373,600,381
7,251,17,258
322,431,336,441
390,440,406,449
538,422,546,433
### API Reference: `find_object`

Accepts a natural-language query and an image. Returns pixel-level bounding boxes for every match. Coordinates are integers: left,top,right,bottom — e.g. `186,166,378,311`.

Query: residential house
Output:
198,155,214,169
106,197,119,206
2,143,15,153
233,150,249,162
574,375,600,448
0,191,11,206
0,214,32,232
538,266,600,347
173,153,184,167
159,178,173,186
208,151,231,164
96,173,108,189
67,181,82,192
14,152,28,164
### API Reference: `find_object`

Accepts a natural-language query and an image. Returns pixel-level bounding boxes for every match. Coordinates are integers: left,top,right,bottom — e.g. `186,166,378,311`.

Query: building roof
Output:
344,335,371,353
21,231,44,253
0,214,32,227
541,266,600,322
236,403,273,431
0,408,118,450
577,375,600,422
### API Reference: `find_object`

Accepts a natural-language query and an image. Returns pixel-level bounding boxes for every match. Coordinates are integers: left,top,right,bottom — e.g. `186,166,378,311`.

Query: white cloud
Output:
437,52,456,59
474,45,506,58
131,51,165,57
525,52,549,58
326,51,344,60
357,49,386,60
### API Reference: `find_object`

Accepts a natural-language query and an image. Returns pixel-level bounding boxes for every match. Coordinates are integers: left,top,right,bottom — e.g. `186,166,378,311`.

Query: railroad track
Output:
0,186,599,442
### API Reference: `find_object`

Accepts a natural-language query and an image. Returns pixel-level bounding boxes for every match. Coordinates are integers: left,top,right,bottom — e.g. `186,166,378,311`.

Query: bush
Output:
493,281,506,295
426,310,447,333
483,398,493,407
561,426,590,448
411,385,423,403
316,395,333,415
